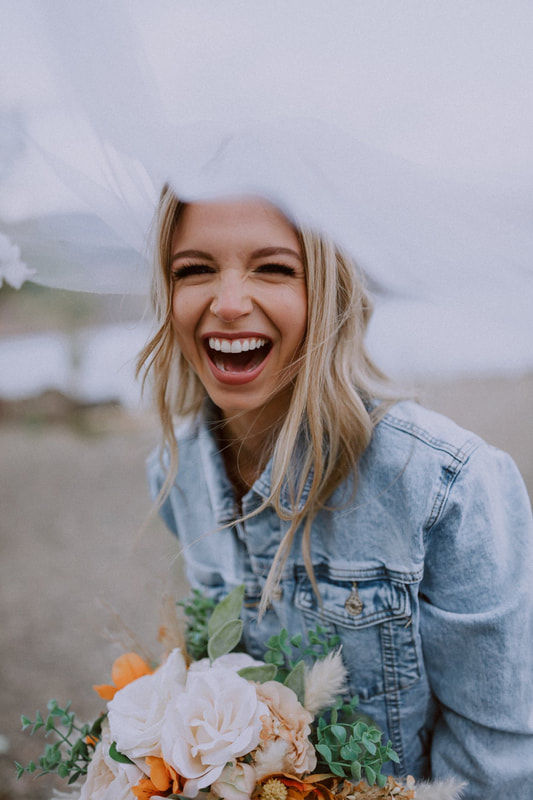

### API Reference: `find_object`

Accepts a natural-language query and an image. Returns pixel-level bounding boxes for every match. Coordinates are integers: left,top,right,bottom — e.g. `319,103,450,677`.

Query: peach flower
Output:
254,682,316,778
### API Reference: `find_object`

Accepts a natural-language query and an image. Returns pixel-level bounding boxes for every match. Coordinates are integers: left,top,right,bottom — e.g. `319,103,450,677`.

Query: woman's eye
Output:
171,263,214,280
255,263,297,277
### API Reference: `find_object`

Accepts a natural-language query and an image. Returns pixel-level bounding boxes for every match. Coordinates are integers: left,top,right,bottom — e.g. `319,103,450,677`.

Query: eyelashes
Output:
255,263,297,277
171,263,215,280
171,262,297,280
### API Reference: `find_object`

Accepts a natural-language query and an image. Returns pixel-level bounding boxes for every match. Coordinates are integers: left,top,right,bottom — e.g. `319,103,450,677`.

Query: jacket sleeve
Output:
420,442,533,798
145,446,179,538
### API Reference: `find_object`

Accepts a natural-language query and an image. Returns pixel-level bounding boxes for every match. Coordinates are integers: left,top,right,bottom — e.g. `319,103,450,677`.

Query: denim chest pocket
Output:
294,567,421,700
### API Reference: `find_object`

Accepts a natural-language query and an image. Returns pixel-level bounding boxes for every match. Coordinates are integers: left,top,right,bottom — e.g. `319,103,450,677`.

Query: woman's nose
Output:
210,273,253,322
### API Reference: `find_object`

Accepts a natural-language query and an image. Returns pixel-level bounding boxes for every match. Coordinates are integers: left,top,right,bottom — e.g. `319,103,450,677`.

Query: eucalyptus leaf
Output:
340,744,355,761
330,762,345,777
237,664,278,682
350,761,362,780
361,733,377,755
207,585,245,637
315,743,332,761
283,660,306,704
365,765,376,785
207,619,243,661
330,724,347,744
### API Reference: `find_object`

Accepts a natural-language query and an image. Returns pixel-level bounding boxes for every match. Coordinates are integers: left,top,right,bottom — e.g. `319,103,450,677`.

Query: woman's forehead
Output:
172,196,301,255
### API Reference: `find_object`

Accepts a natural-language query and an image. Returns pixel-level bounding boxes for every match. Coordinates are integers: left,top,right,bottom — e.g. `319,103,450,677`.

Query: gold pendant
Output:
344,581,364,616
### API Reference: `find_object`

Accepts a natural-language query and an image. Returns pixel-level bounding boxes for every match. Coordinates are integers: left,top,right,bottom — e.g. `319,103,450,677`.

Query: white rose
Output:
211,761,257,800
190,652,265,674
78,723,144,800
161,665,268,796
108,648,187,759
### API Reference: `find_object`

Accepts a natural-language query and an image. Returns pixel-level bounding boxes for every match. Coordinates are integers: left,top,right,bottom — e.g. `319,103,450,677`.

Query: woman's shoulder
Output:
361,399,511,495
366,399,529,505
374,399,483,464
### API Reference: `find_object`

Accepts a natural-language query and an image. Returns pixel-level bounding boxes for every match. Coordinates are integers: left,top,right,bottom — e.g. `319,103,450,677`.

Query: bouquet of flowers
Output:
16,587,462,800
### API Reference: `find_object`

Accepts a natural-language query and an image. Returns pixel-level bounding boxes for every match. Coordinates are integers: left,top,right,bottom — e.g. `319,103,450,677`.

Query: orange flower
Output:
255,773,334,800
93,652,153,701
131,776,161,799
146,756,184,794
131,757,184,799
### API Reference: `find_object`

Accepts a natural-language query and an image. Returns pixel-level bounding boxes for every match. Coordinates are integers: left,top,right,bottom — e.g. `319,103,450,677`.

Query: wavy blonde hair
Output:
137,186,398,613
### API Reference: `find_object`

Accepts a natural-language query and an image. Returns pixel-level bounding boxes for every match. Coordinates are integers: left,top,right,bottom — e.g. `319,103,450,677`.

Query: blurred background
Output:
1,280,531,799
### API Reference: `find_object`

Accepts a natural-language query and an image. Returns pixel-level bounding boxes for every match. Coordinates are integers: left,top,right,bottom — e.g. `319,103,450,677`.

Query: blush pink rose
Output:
254,681,317,776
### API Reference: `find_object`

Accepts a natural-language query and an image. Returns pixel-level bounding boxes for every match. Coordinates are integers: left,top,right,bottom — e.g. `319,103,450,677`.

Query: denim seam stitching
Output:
381,622,405,776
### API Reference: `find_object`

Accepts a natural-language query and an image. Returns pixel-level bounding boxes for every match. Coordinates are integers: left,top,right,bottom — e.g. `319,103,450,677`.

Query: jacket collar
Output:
197,400,314,522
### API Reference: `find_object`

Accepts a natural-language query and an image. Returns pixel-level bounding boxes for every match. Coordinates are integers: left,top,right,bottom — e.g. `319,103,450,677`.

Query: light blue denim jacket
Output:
147,400,533,798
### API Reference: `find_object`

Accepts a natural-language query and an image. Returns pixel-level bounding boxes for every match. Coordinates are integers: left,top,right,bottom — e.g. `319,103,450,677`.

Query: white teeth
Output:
208,337,268,352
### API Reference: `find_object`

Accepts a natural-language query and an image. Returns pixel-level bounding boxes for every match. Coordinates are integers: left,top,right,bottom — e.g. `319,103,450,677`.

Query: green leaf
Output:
290,634,303,647
315,743,332,762
33,711,45,733
14,762,25,780
207,585,245,637
386,742,400,763
283,660,306,705
44,715,56,732
340,744,355,761
329,762,345,778
237,664,278,683
361,733,377,755
330,724,347,744
350,761,362,780
376,774,387,789
207,619,243,661
264,650,285,667
58,763,70,779
109,741,135,765
364,765,376,786
21,715,32,731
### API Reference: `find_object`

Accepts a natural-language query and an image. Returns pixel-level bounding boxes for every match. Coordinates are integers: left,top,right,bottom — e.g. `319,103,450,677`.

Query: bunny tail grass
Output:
414,778,466,800
304,649,348,715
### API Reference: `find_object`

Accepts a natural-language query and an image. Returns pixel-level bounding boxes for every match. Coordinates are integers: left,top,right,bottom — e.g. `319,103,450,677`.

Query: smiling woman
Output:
169,198,307,429
137,186,533,796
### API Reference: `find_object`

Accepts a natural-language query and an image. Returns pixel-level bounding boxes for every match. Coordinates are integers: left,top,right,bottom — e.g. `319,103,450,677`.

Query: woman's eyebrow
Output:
171,249,214,262
251,247,302,261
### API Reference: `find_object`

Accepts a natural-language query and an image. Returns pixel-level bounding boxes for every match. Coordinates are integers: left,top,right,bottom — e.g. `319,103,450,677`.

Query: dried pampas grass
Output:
158,592,187,658
304,649,348,715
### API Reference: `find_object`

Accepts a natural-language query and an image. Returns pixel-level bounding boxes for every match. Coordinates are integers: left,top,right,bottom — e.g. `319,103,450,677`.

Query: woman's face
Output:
170,197,307,425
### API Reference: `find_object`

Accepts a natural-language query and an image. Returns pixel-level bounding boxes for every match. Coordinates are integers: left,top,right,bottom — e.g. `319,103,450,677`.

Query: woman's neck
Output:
217,408,281,501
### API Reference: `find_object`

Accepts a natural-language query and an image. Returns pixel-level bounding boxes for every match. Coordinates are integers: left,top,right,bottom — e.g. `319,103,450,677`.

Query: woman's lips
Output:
202,334,273,385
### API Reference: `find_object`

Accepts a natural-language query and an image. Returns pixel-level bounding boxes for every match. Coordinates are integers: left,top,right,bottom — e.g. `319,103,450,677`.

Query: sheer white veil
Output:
1,0,532,372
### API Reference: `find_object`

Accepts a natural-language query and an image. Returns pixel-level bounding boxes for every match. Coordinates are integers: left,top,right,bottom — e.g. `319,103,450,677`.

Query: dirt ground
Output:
1,374,532,799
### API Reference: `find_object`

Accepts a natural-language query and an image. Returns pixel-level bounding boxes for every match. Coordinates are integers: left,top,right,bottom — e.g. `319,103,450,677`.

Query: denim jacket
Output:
147,400,533,798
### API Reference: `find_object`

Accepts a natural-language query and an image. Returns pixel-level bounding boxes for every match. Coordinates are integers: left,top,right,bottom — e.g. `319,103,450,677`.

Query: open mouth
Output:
204,336,272,374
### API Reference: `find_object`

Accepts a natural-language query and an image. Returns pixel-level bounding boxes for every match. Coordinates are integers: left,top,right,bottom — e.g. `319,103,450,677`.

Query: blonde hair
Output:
137,186,398,614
